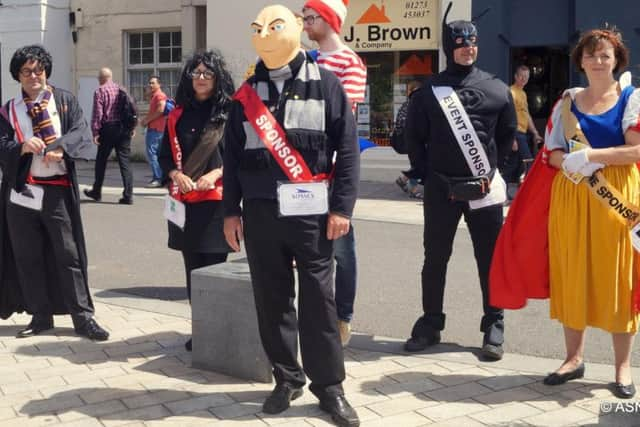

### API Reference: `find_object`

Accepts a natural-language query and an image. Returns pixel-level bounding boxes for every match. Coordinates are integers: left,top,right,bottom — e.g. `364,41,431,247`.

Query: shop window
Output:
125,30,182,103
357,50,437,146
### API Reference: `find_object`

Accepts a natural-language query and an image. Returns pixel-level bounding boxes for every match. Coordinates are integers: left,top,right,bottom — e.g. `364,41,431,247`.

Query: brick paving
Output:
1,295,639,427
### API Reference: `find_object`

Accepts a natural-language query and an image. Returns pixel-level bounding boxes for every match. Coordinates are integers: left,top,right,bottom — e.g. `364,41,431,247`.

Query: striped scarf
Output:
22,87,57,145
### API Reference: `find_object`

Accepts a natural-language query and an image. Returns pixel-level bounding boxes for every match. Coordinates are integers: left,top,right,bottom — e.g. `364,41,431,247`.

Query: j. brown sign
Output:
342,0,439,51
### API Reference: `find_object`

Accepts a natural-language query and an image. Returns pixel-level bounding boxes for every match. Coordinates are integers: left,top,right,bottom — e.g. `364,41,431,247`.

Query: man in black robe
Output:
0,45,109,341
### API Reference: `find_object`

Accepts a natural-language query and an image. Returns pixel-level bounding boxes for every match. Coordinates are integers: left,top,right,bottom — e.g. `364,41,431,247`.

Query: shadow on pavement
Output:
94,287,187,302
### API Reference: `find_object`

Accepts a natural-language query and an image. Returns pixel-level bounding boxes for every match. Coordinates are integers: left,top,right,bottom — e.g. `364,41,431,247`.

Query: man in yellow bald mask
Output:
223,5,360,427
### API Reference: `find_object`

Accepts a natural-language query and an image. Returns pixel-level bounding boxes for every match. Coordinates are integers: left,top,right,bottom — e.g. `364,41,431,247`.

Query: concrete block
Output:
191,261,273,383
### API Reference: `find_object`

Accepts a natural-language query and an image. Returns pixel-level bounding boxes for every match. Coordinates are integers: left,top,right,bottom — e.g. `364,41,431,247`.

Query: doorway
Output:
510,46,570,135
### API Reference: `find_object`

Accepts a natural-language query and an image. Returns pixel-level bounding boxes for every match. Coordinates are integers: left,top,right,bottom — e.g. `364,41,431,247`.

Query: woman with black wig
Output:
159,50,234,351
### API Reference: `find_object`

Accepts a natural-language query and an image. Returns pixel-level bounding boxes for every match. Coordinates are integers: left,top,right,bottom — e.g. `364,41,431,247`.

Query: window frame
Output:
124,28,182,105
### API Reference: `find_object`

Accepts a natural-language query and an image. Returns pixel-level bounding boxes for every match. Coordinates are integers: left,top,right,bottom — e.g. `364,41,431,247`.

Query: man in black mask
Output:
404,3,516,360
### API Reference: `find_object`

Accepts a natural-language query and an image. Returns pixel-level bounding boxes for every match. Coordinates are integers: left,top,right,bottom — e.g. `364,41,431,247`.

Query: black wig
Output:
174,49,235,125
9,45,53,82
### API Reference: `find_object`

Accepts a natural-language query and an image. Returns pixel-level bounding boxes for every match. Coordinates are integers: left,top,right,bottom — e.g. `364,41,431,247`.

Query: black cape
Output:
0,87,94,319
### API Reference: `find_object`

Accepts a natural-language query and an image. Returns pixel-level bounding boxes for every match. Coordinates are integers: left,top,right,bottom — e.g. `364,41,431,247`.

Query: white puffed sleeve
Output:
622,88,640,133
544,98,567,152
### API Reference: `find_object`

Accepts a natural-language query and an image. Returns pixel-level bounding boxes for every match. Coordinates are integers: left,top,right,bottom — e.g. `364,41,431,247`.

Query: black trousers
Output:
6,185,93,327
181,251,228,302
242,199,345,397
421,174,504,344
92,123,133,199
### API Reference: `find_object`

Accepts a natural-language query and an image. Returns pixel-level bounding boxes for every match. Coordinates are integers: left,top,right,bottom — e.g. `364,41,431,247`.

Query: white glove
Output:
578,161,605,177
562,149,591,174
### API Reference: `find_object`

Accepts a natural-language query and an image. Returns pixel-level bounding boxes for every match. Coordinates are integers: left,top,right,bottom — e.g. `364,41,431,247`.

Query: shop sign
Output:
342,0,439,51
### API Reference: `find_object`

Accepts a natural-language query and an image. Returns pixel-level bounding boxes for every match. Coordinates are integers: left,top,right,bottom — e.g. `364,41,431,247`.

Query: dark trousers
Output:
501,131,533,184
242,199,345,397
92,123,133,199
6,185,93,328
421,175,504,344
181,251,228,302
334,225,357,322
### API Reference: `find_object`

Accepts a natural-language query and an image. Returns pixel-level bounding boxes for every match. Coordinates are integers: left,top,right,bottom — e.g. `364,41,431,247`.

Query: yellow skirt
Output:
548,165,640,333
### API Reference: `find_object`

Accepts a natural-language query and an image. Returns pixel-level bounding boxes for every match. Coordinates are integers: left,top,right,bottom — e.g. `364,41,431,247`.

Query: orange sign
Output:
342,0,439,52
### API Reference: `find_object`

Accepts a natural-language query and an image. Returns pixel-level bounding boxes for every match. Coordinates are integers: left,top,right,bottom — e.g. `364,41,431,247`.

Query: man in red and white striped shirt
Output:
303,0,366,112
303,0,367,348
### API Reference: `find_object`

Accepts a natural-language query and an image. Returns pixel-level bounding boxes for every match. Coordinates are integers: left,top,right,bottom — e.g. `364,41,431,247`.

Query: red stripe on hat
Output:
304,0,343,34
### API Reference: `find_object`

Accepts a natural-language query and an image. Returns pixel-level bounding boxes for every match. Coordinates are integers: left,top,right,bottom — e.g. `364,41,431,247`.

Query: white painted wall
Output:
0,0,73,103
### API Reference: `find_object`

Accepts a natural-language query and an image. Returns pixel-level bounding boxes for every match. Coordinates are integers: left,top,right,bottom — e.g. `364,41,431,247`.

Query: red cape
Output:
490,152,640,313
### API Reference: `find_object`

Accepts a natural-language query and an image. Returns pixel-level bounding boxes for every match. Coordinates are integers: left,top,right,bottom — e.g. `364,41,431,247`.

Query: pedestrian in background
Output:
0,44,109,341
84,67,135,205
141,75,167,188
302,0,367,347
158,50,234,352
393,79,424,200
500,65,542,198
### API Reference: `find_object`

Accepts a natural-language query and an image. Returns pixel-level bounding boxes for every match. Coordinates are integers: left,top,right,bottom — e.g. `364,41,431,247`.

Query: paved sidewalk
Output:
1,292,639,427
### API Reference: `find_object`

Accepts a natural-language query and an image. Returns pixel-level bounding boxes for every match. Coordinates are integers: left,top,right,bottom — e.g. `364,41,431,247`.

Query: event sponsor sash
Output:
560,96,640,242
166,107,223,203
432,86,506,209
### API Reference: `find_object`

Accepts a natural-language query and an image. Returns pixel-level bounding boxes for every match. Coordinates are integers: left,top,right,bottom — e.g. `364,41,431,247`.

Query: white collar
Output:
14,88,49,106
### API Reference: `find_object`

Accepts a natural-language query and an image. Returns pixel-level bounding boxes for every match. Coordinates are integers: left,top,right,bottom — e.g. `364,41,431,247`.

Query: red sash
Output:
232,83,331,182
166,106,223,203
10,100,70,187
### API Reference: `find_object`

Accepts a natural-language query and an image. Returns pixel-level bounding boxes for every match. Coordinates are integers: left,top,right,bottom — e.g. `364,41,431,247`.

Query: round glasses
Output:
302,15,322,25
188,70,215,80
19,67,45,77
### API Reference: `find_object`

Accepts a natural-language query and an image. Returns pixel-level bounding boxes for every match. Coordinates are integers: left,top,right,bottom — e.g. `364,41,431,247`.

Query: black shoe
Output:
612,382,636,399
185,338,192,352
319,394,360,427
83,188,101,202
262,383,303,414
543,362,585,385
16,316,54,338
118,197,133,205
75,319,109,341
480,343,504,361
404,332,441,352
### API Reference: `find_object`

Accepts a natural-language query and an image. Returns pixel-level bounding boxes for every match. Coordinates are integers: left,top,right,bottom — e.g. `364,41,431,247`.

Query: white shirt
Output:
9,89,67,177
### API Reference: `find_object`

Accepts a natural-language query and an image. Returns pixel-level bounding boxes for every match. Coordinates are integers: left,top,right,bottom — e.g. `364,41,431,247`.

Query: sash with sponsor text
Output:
233,83,330,216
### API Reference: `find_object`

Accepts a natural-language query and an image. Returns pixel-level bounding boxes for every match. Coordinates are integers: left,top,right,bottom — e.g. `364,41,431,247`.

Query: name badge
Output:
164,195,186,229
631,223,640,252
277,181,329,216
10,184,44,211
563,139,588,184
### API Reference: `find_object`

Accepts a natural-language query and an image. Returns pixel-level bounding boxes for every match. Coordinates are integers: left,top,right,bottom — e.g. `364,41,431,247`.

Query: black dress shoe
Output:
118,197,133,205
185,338,192,352
262,383,303,414
543,362,585,385
75,319,109,341
404,332,441,352
319,394,360,427
83,188,101,201
612,382,636,399
480,343,504,361
16,316,54,338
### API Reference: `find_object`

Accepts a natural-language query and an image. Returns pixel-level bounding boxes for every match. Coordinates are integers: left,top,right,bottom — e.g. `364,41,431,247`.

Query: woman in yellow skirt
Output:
545,28,640,399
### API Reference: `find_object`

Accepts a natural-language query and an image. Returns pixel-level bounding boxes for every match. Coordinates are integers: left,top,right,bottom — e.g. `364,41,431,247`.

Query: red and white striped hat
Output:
304,0,349,33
